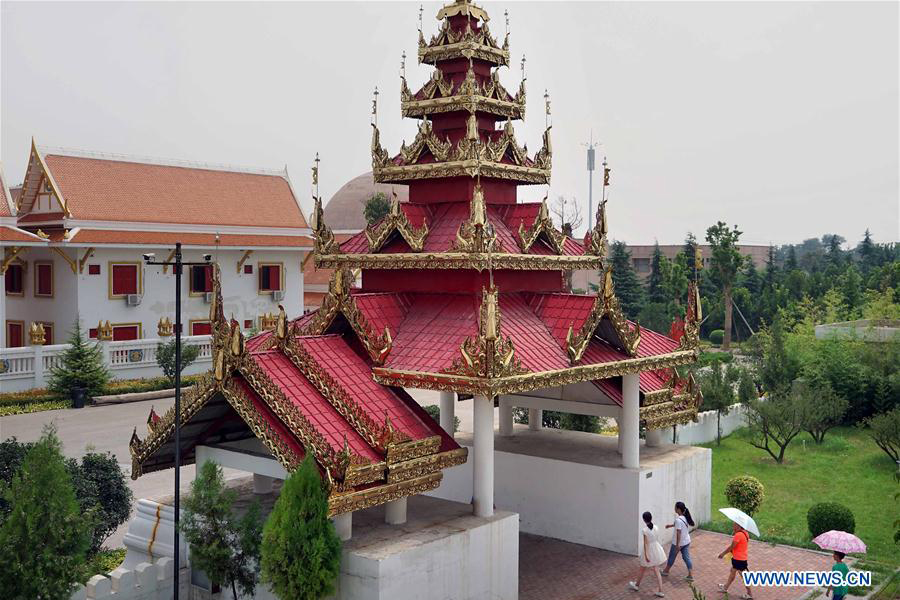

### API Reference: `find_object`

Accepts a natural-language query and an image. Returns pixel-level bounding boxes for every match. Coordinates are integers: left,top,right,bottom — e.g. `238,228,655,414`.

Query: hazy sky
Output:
2,1,897,246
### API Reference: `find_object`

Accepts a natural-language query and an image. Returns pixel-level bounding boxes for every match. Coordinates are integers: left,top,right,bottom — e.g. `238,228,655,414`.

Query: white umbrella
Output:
719,507,760,537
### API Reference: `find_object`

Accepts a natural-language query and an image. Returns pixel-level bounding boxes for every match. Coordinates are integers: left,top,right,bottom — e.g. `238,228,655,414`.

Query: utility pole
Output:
584,132,601,231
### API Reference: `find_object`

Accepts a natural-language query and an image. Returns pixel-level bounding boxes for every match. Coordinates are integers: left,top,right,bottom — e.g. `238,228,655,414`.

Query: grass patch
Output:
701,426,899,566
0,400,71,417
870,569,900,599
85,548,126,577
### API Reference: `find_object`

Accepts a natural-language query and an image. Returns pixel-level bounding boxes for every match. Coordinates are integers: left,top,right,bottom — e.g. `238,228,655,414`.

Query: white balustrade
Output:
0,335,213,393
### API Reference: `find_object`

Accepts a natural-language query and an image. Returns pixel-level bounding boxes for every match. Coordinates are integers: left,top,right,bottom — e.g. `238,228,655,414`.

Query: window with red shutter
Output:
259,264,282,292
243,319,253,329
190,265,213,294
243,264,253,274
89,328,98,339
35,262,53,297
111,264,139,296
5,264,24,295
39,323,53,345
191,321,212,335
6,322,24,347
112,325,140,341
88,264,101,275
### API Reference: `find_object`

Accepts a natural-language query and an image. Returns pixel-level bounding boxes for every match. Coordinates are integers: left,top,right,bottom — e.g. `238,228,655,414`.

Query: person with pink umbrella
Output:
812,530,866,600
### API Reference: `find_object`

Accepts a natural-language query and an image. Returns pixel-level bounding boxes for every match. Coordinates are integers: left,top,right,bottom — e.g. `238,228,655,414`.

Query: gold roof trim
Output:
452,182,497,253
442,285,528,379
311,195,341,255
517,195,566,255
679,281,702,351
436,0,490,23
584,199,609,259
402,68,524,119
365,193,429,253
565,268,641,363
317,251,602,271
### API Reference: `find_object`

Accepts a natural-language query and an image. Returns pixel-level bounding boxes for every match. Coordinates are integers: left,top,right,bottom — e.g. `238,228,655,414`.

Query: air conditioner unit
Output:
126,294,142,306
272,290,285,302
204,292,214,304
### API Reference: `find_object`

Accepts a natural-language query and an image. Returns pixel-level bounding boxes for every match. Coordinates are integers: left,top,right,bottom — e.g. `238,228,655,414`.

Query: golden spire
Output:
371,86,379,126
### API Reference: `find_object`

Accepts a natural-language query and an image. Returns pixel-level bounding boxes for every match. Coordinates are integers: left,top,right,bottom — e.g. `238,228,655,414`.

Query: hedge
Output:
807,502,856,538
725,475,765,516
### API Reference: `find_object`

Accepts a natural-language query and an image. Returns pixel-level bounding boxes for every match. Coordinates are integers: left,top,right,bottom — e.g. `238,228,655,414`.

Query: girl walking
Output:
627,511,668,597
661,501,695,581
718,522,753,599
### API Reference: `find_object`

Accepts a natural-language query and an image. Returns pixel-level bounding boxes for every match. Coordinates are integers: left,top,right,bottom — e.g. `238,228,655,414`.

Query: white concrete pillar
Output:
384,497,407,525
617,425,624,455
473,394,494,518
334,512,352,541
252,474,274,494
499,398,513,437
32,343,45,388
645,429,665,448
528,408,543,431
439,390,456,435
621,373,640,469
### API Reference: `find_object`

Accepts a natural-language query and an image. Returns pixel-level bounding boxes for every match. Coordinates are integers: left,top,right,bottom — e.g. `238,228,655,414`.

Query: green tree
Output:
757,315,799,396
682,232,700,281
698,363,737,445
746,389,806,464
48,321,111,399
262,456,341,600
793,380,847,444
364,191,391,225
705,222,747,350
156,339,201,385
867,407,900,463
609,241,644,319
737,368,757,405
181,461,263,599
785,246,798,271
0,427,92,600
647,242,666,304
69,452,133,554
858,229,877,272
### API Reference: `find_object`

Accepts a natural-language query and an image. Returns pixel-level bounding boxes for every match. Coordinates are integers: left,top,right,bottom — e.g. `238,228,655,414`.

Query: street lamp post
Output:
143,242,212,600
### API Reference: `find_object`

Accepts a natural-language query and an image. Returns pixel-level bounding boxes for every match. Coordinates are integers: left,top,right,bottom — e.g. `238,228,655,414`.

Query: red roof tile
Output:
385,293,479,372
65,229,311,248
0,226,44,242
352,292,411,338
41,153,308,228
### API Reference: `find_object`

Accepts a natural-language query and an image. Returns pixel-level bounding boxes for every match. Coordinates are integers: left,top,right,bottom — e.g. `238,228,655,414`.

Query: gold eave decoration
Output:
299,268,394,365
373,348,698,398
402,68,523,119
316,252,602,271
419,16,508,65
311,195,341,255
365,195,429,253
517,196,566,254
442,286,528,379
452,182,496,253
436,0,490,24
565,268,642,364
678,281,703,352
402,95,524,119
640,373,703,430
373,160,550,185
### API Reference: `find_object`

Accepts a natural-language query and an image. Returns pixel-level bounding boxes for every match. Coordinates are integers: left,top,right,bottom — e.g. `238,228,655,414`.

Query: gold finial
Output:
483,286,499,342
36,229,49,240
603,269,615,301
695,246,703,274
312,153,319,186
418,4,424,31
29,322,46,346
276,304,287,340
520,54,526,80
400,51,406,79
504,8,509,36
471,181,486,227
466,111,478,141
603,156,610,187
371,86,379,126
544,89,551,128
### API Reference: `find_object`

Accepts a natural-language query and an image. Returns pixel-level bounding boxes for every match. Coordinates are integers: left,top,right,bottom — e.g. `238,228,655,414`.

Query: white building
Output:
1,143,312,348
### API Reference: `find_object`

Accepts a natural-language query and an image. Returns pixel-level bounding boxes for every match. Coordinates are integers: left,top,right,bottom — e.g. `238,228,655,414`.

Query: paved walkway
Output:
521,530,830,600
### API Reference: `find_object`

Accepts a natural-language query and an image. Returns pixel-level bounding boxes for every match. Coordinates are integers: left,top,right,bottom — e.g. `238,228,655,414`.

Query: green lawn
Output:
700,426,900,567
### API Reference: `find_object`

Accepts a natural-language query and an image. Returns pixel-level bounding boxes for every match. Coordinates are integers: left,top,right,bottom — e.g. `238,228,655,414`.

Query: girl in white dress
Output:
628,511,668,597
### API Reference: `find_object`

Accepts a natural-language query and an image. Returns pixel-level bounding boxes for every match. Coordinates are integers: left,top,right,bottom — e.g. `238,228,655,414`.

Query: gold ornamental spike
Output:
276,304,287,340
603,268,615,300
471,182,486,227
482,286,499,342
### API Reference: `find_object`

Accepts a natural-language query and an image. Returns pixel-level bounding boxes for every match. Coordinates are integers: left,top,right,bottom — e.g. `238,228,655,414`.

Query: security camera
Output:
203,254,212,262
142,253,155,262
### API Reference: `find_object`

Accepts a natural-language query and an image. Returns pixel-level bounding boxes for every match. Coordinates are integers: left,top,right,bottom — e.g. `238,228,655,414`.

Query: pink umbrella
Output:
812,530,867,554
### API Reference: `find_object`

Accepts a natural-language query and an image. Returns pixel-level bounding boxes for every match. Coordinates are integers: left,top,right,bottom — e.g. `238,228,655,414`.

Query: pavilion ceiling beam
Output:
78,247,95,273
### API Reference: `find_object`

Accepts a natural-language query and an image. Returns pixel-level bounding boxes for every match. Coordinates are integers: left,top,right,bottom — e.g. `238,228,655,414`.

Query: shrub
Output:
48,321,110,399
725,475,765,516
156,339,201,386
423,404,460,433
69,452,133,554
512,408,603,432
807,502,856,538
261,456,341,600
867,407,900,463
709,329,725,345
0,427,92,599
181,461,263,600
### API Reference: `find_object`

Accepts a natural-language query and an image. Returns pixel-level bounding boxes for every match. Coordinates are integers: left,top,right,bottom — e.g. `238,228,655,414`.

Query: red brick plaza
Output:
521,530,830,600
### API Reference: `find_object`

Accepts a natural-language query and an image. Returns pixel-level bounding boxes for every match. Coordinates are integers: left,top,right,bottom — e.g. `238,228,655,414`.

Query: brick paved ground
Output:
521,529,831,600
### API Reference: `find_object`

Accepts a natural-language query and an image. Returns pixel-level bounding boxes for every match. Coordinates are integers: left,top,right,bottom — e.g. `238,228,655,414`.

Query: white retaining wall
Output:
70,558,189,600
0,335,212,393
673,403,748,445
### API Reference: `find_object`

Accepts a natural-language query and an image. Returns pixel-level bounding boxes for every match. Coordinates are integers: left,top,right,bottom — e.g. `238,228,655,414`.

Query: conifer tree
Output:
858,229,877,272
682,233,699,280
609,241,644,319
0,427,92,600
785,245,799,271
48,321,110,399
261,456,341,600
647,242,666,304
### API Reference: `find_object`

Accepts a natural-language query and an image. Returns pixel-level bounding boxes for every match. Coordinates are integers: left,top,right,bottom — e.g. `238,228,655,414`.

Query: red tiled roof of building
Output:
1,226,46,242
40,153,309,228
353,292,411,338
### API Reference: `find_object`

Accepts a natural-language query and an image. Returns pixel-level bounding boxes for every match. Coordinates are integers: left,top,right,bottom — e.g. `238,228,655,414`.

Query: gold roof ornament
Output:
29,322,46,346
584,199,609,259
436,0,489,23
36,229,49,240
678,281,702,351
97,320,113,342
229,318,244,357
157,317,174,337
260,312,278,331
311,195,340,255
517,193,565,254
365,189,429,253
443,285,528,379
452,181,497,254
208,263,224,324
275,304,288,341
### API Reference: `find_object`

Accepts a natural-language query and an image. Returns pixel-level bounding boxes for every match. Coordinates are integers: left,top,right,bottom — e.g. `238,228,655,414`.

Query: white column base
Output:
473,394,494,518
621,373,640,469
439,390,456,436
499,399,513,437
334,512,352,541
384,497,408,525
645,429,665,448
617,426,624,455
252,473,274,494
528,408,542,431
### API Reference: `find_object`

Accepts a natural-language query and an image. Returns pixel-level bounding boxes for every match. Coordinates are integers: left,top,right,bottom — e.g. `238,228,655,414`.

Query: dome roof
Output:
324,172,408,232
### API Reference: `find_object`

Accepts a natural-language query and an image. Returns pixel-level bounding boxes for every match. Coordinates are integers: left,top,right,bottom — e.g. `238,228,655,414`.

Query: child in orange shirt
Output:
718,522,753,599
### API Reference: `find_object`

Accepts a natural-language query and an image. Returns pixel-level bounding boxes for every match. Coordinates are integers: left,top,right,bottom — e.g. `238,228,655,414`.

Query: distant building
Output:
1,143,311,348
